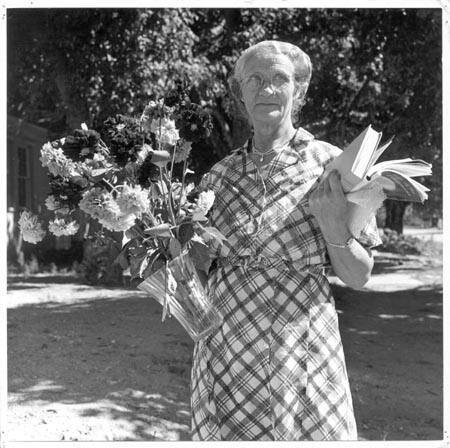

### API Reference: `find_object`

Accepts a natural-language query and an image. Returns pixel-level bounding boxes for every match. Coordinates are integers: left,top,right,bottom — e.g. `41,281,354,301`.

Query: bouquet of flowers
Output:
19,90,225,341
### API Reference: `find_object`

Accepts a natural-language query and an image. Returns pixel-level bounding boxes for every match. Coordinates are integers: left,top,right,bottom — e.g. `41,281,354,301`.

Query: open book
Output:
327,125,432,203
325,125,432,238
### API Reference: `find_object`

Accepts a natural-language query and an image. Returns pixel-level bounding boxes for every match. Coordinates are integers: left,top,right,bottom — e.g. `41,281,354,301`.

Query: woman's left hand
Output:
308,169,350,241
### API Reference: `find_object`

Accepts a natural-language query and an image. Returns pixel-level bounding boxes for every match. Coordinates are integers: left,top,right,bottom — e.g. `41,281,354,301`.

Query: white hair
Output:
228,40,312,120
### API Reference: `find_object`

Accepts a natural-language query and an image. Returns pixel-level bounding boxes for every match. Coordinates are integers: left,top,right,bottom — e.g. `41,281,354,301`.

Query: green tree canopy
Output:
7,8,442,230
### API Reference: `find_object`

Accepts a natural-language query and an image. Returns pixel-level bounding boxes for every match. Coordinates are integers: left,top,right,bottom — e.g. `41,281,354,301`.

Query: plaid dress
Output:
190,128,382,441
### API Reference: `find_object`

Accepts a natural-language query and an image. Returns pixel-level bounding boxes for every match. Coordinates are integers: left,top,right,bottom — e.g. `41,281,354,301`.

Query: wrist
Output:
325,235,356,248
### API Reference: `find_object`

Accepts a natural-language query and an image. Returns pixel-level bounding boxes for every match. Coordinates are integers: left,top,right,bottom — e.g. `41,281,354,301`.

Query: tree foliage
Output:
7,8,442,230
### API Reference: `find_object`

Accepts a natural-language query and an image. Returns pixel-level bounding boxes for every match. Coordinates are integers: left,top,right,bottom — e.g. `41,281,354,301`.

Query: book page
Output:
378,170,429,202
367,135,394,168
326,125,376,192
368,158,432,178
352,127,382,178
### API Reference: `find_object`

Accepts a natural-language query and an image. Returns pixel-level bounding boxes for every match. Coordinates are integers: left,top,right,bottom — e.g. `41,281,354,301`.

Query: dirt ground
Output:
6,250,443,442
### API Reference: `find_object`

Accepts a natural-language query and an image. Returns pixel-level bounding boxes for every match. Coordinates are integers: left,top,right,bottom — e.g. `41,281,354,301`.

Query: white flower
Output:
79,187,137,233
45,195,70,215
174,140,192,163
152,118,173,131
78,152,111,178
79,188,120,221
99,213,136,232
150,118,180,146
18,210,46,244
81,123,88,131
136,144,153,164
143,100,158,117
185,183,195,195
116,183,149,217
191,190,215,221
160,128,180,146
45,195,60,211
171,181,195,207
197,190,215,214
40,142,79,179
48,218,79,237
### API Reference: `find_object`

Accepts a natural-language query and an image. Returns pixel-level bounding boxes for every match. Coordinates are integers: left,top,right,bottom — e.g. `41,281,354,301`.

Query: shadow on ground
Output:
331,281,443,441
7,284,194,441
7,262,443,441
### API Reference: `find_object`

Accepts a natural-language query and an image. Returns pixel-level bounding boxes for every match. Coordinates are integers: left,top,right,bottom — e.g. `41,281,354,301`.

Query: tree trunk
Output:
384,200,408,234
54,52,89,130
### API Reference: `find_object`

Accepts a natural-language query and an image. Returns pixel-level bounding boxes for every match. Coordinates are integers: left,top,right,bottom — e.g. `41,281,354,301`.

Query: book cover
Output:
326,125,383,192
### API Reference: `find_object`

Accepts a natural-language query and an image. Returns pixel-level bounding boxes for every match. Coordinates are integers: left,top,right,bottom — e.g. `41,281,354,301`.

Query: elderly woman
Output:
191,40,381,441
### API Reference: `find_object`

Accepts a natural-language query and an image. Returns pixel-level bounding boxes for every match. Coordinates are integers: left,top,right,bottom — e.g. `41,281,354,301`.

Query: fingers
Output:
317,170,340,195
323,174,332,195
309,170,348,222
327,170,345,199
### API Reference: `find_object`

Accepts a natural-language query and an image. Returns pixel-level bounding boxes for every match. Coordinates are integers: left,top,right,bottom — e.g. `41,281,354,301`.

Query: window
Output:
17,146,30,208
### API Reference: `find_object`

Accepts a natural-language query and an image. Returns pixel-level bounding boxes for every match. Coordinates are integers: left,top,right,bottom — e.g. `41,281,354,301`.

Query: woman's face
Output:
240,52,297,129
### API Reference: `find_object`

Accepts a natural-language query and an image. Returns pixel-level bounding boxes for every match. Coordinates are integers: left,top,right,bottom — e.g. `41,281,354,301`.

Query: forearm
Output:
309,169,374,289
319,217,373,289
326,239,374,289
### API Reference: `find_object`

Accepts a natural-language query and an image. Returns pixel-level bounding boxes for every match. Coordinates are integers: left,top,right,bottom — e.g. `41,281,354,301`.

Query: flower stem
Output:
177,156,189,216
162,167,177,227
102,178,117,192
169,142,177,178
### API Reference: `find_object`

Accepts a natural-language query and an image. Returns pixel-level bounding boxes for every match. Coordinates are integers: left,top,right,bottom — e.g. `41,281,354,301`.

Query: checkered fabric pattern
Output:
190,128,382,441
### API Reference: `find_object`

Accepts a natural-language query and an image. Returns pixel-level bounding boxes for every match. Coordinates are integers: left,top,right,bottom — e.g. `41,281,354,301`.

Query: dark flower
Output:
48,174,84,209
137,157,160,188
102,115,152,167
175,104,213,142
62,129,102,161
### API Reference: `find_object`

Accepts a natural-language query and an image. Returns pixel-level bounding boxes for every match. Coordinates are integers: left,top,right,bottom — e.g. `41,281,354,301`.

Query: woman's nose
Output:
260,82,275,95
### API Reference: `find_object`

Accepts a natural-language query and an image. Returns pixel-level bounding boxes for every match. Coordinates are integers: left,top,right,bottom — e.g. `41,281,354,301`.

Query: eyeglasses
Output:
241,72,293,91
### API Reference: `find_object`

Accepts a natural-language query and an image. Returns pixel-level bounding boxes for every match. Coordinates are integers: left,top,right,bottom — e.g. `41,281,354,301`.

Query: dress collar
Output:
230,127,314,176
282,127,314,165
244,127,314,152
244,127,314,169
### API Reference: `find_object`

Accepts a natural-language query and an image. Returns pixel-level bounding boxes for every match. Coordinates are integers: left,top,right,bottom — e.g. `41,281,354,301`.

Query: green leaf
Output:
71,176,89,188
139,255,149,278
129,243,148,259
125,224,142,240
150,150,171,167
142,250,165,278
168,237,182,258
113,239,133,269
129,251,148,280
178,222,194,245
188,240,211,274
191,210,207,221
144,223,172,237
202,226,227,244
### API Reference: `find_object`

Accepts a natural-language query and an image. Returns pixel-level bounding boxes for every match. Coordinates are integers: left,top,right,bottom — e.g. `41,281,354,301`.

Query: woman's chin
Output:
252,112,285,126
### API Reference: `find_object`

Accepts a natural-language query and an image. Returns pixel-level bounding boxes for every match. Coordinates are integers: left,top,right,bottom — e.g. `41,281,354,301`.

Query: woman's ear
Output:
294,83,303,99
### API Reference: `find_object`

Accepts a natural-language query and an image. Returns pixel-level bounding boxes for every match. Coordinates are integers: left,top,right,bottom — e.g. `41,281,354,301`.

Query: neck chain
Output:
251,130,297,163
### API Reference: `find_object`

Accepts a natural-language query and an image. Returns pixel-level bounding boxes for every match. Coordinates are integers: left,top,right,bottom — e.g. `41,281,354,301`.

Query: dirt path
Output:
6,251,443,441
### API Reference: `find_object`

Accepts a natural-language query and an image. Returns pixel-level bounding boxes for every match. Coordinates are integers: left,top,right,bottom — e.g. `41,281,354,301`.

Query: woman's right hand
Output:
308,170,351,244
